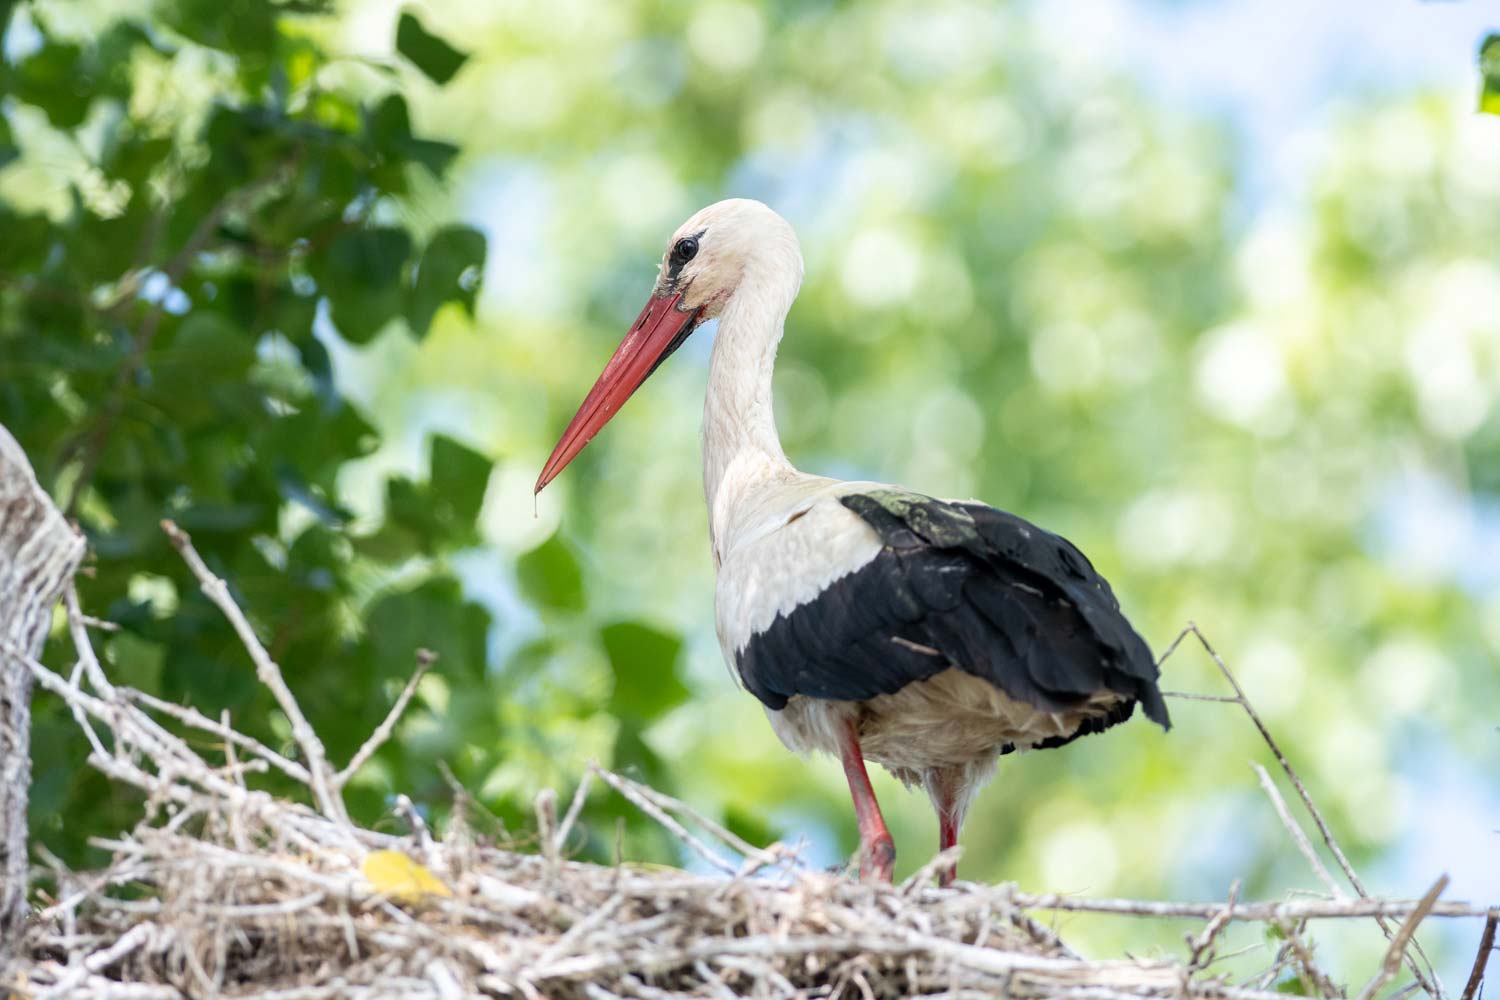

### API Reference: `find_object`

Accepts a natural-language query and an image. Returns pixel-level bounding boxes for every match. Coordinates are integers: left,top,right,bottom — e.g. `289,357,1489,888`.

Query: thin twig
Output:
1252,764,1343,899
1272,916,1341,1000
1186,881,1242,973
34,922,158,1000
1355,876,1449,1000
1011,892,1496,922
1163,623,1446,1000
161,519,349,826
121,687,311,784
335,649,437,787
1162,691,1242,704
589,764,738,875
1462,914,1497,1000
624,774,786,868
555,769,595,857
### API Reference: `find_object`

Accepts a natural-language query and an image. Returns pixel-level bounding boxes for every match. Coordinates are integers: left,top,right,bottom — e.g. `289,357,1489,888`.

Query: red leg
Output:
928,768,967,887
838,720,895,882
937,809,960,887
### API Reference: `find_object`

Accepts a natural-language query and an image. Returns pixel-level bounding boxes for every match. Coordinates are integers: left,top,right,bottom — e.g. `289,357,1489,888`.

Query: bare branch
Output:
1355,876,1449,1000
588,764,739,876
1461,913,1497,1000
1162,623,1446,999
554,768,595,857
335,649,436,788
1011,892,1495,922
120,686,311,785
160,519,348,826
1252,764,1343,899
1186,880,1241,973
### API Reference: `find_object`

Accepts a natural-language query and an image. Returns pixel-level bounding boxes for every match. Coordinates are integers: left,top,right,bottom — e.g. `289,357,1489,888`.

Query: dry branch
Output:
1158,624,1447,999
7,541,1493,999
1461,913,1497,1000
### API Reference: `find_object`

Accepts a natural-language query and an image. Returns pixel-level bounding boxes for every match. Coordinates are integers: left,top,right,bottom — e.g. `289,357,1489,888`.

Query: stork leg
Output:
838,720,895,882
926,766,969,887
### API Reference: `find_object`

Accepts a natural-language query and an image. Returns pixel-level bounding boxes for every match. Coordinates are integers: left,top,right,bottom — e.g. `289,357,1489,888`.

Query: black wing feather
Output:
735,489,1169,746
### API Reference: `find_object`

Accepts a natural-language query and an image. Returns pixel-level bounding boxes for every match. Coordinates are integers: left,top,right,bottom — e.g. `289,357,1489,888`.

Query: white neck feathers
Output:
702,247,802,551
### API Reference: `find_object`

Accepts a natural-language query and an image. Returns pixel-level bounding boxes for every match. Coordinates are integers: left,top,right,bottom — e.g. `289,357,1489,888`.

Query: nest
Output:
6,521,1494,1000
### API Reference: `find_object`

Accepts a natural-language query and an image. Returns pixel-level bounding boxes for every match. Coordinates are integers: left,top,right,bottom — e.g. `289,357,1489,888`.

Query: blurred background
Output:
3,0,1498,989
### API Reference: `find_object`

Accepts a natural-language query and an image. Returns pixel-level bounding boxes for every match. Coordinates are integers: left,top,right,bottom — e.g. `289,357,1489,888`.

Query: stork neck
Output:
702,269,797,545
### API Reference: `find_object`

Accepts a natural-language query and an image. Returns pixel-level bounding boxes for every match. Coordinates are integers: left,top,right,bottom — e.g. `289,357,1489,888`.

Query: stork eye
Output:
671,236,699,264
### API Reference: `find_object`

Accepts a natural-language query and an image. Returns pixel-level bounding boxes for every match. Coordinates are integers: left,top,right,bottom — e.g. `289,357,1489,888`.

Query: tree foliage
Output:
0,1,502,860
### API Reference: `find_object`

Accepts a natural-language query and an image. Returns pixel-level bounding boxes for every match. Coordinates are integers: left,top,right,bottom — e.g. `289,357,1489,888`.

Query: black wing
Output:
735,489,1169,740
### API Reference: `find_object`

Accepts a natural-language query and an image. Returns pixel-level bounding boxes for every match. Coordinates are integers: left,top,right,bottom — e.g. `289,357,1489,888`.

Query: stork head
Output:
536,199,801,494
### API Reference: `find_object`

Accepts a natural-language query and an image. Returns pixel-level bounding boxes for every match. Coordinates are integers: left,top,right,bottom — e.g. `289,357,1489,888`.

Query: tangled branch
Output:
8,524,1495,999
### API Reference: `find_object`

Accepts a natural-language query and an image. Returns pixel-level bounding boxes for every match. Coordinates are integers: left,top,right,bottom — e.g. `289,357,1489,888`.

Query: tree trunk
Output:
0,426,83,957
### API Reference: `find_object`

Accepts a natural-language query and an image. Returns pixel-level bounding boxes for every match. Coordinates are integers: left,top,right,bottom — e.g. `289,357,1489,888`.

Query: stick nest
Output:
7,522,1489,1000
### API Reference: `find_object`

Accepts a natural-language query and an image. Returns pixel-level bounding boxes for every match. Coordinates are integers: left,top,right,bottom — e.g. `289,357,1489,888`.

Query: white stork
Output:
536,199,1169,884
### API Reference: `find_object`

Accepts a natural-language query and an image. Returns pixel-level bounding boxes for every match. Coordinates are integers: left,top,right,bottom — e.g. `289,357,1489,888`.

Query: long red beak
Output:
536,292,702,494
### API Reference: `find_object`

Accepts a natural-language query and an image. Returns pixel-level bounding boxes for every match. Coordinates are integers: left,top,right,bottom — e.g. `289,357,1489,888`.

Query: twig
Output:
1186,881,1241,973
1011,892,1496,922
535,789,560,868
1272,916,1341,1000
1162,623,1445,999
34,922,158,999
335,649,437,787
77,613,121,633
1162,691,1241,704
160,519,349,826
1462,914,1497,1000
1355,876,1449,1000
592,765,786,870
555,769,595,857
900,847,963,897
120,687,311,784
589,764,738,875
1252,764,1343,899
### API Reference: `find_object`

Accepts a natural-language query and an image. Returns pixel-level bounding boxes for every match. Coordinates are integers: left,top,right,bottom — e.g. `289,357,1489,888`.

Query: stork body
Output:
538,200,1168,884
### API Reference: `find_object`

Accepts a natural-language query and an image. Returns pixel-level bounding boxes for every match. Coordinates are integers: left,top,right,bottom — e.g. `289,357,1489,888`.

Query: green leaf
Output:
361,577,490,683
1482,34,1500,116
311,227,413,342
365,93,458,179
0,211,53,274
0,114,17,171
105,632,165,692
12,42,91,128
1274,976,1311,996
146,312,259,426
162,0,275,57
407,225,486,338
355,435,490,560
516,535,585,612
601,622,687,721
396,10,469,85
430,434,492,526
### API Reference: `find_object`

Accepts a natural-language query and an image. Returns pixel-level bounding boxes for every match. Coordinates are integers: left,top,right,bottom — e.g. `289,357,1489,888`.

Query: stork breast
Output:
713,494,883,658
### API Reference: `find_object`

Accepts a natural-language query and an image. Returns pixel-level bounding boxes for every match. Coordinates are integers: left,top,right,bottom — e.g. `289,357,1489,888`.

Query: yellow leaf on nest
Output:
362,850,453,902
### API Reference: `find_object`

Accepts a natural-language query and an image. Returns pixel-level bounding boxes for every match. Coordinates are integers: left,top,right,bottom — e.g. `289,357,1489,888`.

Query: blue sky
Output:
1089,0,1496,205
